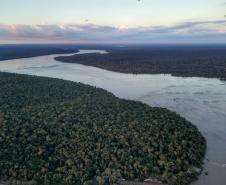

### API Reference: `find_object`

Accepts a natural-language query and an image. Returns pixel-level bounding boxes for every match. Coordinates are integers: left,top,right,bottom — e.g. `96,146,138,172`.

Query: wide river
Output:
0,50,226,185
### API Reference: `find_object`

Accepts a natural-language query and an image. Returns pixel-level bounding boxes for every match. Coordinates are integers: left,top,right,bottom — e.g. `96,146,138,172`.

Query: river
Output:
0,49,225,185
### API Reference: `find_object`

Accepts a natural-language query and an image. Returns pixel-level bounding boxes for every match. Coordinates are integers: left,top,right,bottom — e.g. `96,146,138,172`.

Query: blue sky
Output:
0,0,226,44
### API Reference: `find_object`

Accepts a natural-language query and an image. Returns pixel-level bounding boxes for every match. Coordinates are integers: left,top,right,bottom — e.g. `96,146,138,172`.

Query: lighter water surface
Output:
0,50,226,185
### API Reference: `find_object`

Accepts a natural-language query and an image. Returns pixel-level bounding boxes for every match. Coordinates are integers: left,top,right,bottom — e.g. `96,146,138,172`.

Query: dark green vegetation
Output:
0,46,78,61
0,72,206,185
56,46,226,80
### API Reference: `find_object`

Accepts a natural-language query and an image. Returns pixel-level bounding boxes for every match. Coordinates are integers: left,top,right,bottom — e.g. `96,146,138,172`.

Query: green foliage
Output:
0,72,206,185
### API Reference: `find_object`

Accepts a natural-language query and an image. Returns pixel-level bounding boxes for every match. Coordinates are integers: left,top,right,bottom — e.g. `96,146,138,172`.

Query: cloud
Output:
0,20,226,44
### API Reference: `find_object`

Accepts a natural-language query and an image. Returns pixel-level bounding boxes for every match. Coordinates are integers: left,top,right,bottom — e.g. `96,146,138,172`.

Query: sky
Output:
0,0,226,44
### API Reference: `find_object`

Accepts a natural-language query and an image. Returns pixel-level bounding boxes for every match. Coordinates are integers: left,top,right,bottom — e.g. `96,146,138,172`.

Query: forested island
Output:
0,45,78,61
55,46,226,80
0,72,206,185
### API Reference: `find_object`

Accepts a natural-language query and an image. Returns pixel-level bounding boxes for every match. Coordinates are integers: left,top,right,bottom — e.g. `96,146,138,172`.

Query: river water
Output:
0,50,226,185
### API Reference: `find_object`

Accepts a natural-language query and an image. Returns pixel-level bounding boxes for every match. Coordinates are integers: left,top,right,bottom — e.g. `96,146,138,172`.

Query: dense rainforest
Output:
55,46,226,80
0,72,206,185
0,46,78,61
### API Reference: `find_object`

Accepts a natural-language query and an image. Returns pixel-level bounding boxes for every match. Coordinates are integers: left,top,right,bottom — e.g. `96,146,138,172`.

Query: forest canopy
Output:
56,46,226,81
0,46,78,61
0,72,206,185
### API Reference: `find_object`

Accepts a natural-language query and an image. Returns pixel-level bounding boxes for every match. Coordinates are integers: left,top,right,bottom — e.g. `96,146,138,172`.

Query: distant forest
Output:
0,46,78,61
56,46,226,80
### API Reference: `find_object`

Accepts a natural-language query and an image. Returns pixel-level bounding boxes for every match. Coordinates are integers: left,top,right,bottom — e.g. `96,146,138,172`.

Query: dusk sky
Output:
0,0,226,44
